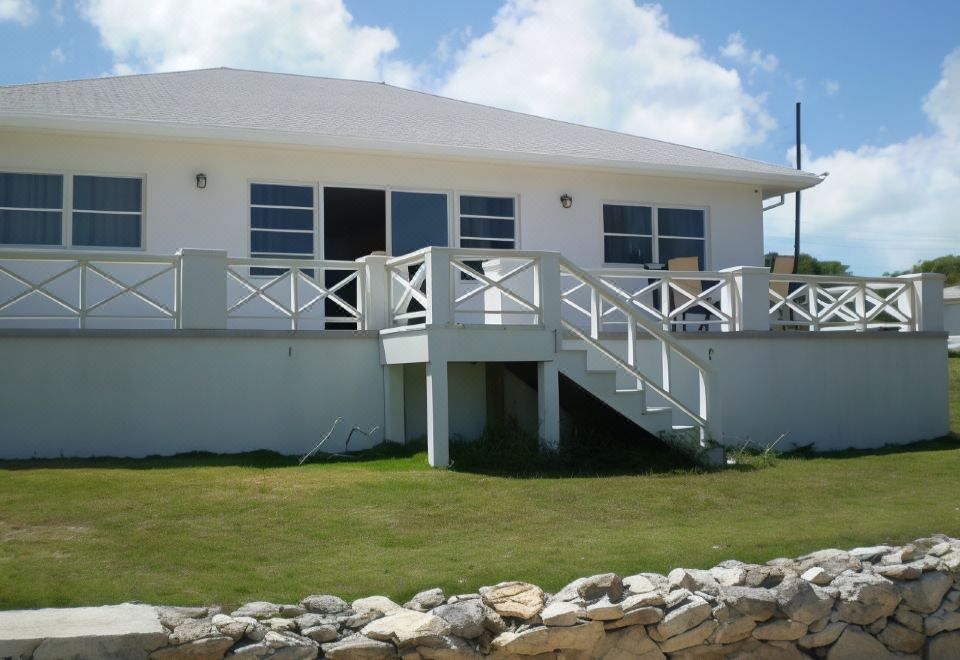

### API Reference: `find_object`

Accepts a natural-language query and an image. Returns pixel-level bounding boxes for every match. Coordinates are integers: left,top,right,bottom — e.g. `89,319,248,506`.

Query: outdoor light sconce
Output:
195,173,207,189
560,193,573,209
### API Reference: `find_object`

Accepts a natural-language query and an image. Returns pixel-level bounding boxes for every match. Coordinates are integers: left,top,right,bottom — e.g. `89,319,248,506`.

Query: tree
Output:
885,254,960,285
763,252,851,276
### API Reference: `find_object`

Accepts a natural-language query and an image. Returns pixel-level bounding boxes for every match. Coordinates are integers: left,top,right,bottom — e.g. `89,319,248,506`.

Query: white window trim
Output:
0,170,146,251
247,179,319,265
600,201,709,269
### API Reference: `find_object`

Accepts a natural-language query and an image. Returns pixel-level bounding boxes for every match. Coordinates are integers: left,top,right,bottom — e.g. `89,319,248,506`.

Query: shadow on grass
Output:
777,434,960,461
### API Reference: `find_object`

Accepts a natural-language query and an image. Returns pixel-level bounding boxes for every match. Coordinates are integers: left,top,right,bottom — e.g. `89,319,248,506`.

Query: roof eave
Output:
0,113,823,194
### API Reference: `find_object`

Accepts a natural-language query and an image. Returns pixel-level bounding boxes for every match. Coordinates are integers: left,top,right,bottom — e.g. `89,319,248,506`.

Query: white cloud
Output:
0,0,36,24
720,32,778,73
766,49,960,275
49,46,66,64
79,0,418,85
823,79,840,96
439,0,776,152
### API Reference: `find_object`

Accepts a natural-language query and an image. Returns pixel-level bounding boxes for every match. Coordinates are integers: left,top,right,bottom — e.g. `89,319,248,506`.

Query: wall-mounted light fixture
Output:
196,173,207,189
560,193,573,209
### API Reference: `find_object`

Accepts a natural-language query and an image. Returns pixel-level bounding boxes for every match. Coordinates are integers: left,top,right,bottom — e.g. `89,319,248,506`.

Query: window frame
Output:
600,200,709,269
455,191,520,250
248,179,319,266
0,169,146,251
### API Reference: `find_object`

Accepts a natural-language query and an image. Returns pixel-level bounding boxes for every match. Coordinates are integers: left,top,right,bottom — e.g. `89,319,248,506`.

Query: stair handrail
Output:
558,256,713,435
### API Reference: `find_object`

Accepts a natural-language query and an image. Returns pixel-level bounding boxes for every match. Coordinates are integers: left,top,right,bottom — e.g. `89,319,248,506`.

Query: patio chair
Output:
770,255,796,327
667,256,713,331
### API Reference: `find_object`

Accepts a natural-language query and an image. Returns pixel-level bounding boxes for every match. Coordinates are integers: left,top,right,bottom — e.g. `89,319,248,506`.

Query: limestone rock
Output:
926,630,960,660
588,624,662,660
210,614,248,642
294,613,336,632
362,609,452,648
743,565,787,589
489,621,604,655
584,597,622,621
826,626,897,660
415,635,482,659
263,618,297,632
659,619,717,653
621,574,659,595
406,589,445,613
655,595,711,640
925,609,960,636
262,631,319,659
300,595,351,615
321,634,396,659
797,621,846,649
354,597,404,619
877,620,925,653
232,602,282,620
430,600,489,638
603,606,663,630
945,588,960,611
849,545,893,562
796,549,860,581
668,568,720,596
158,607,211,631
800,567,833,586
774,576,835,624
717,586,777,621
663,588,693,609
301,625,338,643
833,573,900,624
893,604,924,632
169,619,217,645
481,582,545,620
875,563,922,580
898,571,953,613
150,635,235,660
575,573,623,603
539,601,580,627
742,640,808,660
708,615,755,644
709,566,746,588
751,619,807,641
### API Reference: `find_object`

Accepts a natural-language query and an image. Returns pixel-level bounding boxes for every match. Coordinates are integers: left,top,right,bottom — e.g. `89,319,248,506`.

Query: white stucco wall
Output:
0,130,764,270
945,302,960,341
0,333,385,459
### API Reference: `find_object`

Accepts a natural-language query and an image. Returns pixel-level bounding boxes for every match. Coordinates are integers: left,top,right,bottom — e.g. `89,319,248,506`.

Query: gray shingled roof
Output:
0,68,819,192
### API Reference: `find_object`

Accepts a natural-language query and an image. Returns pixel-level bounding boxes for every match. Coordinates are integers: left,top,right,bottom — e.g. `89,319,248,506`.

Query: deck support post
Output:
426,359,450,467
356,253,389,330
177,249,228,329
537,359,560,450
383,364,405,444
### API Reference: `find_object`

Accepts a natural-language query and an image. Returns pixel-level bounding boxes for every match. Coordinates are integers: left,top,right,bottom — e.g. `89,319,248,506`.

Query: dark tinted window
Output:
604,235,652,264
658,208,704,237
323,187,386,260
460,195,514,218
391,191,448,255
0,173,63,209
73,176,141,212
603,204,651,235
0,209,62,245
251,184,313,208
72,212,141,248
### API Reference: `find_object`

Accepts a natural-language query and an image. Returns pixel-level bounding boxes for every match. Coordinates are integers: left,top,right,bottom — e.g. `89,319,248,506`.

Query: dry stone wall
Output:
2,535,959,659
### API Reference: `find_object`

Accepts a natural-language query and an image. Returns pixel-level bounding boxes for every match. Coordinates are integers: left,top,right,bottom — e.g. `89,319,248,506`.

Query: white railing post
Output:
356,253,390,331
898,273,945,331
538,252,561,332
177,248,228,330
424,248,451,326
720,266,770,331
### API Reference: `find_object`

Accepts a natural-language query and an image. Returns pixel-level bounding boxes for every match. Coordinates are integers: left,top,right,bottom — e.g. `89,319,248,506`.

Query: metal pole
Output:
793,101,801,274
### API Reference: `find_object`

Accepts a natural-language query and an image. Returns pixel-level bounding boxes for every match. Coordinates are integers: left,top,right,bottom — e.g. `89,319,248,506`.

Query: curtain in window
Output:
0,173,63,245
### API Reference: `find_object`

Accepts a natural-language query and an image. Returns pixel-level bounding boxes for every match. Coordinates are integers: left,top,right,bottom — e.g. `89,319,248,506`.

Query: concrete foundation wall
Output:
0,332,385,459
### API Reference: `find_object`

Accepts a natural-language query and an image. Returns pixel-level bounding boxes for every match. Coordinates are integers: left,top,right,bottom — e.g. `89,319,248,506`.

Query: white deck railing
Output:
769,274,916,331
0,248,943,335
585,268,736,332
226,257,364,330
0,250,179,328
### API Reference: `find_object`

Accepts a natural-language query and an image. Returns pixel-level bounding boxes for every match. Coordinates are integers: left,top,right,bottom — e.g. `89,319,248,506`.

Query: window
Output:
391,191,447,255
0,172,143,249
0,172,63,246
72,176,142,248
250,183,315,275
603,204,706,268
459,195,516,249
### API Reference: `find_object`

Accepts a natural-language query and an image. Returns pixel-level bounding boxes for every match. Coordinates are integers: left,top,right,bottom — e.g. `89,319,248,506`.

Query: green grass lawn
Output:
0,357,957,610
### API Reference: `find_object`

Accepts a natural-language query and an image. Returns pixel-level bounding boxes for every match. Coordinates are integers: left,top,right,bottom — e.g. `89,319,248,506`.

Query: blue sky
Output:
1,0,958,274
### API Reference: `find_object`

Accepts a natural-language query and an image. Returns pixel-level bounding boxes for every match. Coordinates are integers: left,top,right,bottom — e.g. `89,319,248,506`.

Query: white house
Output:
946,285,960,350
0,68,949,464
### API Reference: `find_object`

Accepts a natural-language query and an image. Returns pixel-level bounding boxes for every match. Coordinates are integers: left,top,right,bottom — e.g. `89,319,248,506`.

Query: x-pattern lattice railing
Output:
226,258,363,329
590,269,734,331
450,253,541,324
386,252,429,325
769,275,914,331
0,251,178,327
